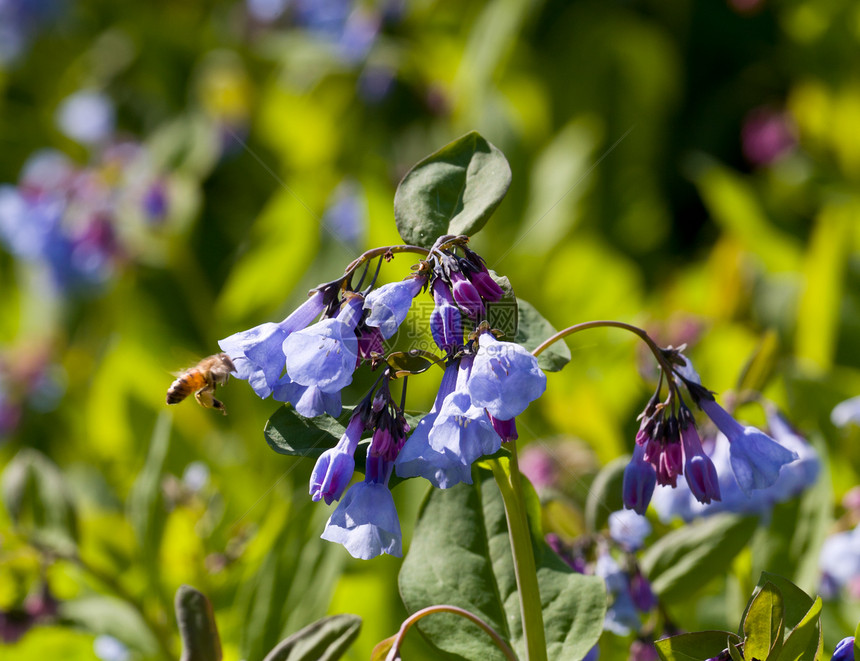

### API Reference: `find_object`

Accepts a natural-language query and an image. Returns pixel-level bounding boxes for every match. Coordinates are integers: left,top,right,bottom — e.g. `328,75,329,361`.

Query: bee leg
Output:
195,388,228,415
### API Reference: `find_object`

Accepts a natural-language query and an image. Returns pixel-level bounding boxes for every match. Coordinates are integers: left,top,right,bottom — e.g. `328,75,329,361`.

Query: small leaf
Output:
741,581,783,661
262,614,361,661
386,351,441,377
747,573,814,631
654,631,739,661
640,514,758,602
176,585,222,661
514,298,571,373
394,132,512,248
584,457,628,533
264,406,353,458
727,638,744,661
778,596,822,661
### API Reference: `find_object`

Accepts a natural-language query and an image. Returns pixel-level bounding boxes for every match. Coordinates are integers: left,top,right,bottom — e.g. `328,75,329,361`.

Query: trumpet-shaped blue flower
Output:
395,361,477,488
284,297,362,392
310,413,364,504
321,455,401,559
467,331,546,420
219,290,325,397
429,278,462,353
273,379,342,418
608,509,651,551
363,276,425,339
623,443,657,515
428,392,501,469
700,398,798,496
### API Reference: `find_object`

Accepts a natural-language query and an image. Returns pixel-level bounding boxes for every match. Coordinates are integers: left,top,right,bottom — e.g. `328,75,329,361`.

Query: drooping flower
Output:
310,413,364,504
832,395,860,428
363,276,426,340
429,278,462,353
449,270,484,318
819,524,860,600
467,330,546,421
623,443,657,515
489,415,518,442
272,380,342,418
595,551,642,636
284,296,362,393
321,454,401,559
679,410,721,505
219,289,325,398
699,398,798,496
764,407,820,501
395,361,476,488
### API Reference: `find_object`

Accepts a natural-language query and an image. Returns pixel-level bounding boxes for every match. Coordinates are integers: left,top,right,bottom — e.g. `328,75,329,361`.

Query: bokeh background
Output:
1,0,860,659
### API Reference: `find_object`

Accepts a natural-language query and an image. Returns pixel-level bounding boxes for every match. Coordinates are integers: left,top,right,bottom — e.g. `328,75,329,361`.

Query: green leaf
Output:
59,596,161,657
386,351,442,377
262,614,361,661
175,585,222,661
777,596,822,661
584,457,628,533
394,132,512,248
742,582,784,661
728,639,744,661
747,573,814,631
514,298,571,373
399,471,605,661
654,631,739,661
853,620,860,659
640,514,758,602
1,448,78,549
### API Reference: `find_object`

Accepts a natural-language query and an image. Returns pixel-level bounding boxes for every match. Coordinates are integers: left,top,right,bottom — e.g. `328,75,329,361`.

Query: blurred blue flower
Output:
182,461,210,492
832,395,860,428
94,635,130,661
55,90,115,146
322,179,367,248
363,276,425,340
819,524,860,600
595,551,641,636
467,330,546,421
0,0,61,65
219,290,325,398
700,399,797,496
310,413,364,504
608,510,651,551
583,644,600,661
284,296,362,392
832,637,855,661
321,455,401,559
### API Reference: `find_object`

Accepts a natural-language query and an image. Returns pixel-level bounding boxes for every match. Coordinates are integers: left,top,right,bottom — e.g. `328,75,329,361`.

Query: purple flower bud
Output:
430,278,462,352
680,416,721,505
469,269,504,302
628,570,657,613
832,637,855,661
449,271,484,318
623,443,657,515
310,414,363,504
357,325,384,361
489,415,517,442
629,640,659,661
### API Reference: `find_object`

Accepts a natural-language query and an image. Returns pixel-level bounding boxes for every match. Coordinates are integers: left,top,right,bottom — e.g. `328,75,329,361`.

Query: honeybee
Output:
166,353,236,415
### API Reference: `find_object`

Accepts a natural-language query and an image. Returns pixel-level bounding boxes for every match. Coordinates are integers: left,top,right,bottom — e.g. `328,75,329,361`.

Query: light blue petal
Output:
284,318,358,391
321,482,402,559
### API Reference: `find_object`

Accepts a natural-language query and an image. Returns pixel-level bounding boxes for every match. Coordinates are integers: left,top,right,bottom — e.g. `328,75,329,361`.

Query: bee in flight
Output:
166,353,236,415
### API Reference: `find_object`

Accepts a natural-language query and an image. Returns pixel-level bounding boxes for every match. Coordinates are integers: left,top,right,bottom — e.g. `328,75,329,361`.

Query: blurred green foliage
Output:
1,0,860,659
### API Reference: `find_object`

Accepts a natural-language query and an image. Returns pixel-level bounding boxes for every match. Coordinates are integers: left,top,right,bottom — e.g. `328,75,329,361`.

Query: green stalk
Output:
490,446,547,661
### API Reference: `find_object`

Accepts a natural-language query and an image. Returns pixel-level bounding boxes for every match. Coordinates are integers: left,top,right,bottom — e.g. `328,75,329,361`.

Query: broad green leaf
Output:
1,448,78,549
641,514,758,602
778,596,822,661
399,471,605,661
728,639,744,661
59,597,160,657
514,298,571,373
262,614,361,661
742,582,784,661
176,585,222,661
655,631,739,661
394,132,512,248
584,457,628,533
747,573,814,631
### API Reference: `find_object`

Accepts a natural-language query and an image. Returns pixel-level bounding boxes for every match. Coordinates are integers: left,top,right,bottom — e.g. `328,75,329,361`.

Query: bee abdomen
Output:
166,372,201,405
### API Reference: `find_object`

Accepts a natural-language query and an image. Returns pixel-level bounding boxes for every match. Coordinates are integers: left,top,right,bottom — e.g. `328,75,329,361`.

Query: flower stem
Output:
384,604,517,661
490,447,547,661
532,320,675,373
341,235,469,279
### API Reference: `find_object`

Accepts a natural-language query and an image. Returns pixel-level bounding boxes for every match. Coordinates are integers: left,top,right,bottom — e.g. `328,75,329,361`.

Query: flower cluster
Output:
651,406,819,522
0,140,174,294
219,237,545,558
622,353,799,516
819,522,860,600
